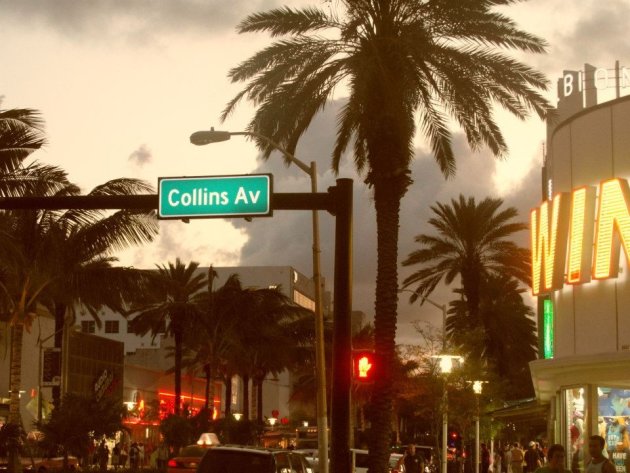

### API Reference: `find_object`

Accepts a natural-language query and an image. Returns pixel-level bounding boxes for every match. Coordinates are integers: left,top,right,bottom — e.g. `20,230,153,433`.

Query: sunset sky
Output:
1,0,629,342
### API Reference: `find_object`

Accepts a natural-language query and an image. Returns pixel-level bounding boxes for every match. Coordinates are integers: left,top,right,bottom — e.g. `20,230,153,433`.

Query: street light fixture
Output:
190,127,329,473
471,380,486,473
399,288,456,473
433,354,463,473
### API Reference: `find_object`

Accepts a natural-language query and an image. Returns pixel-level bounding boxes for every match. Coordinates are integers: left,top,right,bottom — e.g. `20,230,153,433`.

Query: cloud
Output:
228,100,538,343
1,0,289,43
128,144,152,167
554,0,630,68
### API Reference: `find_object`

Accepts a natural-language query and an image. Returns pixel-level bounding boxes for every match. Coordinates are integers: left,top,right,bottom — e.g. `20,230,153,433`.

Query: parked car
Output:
24,456,79,473
294,449,319,472
393,445,438,473
167,433,220,473
352,449,407,473
197,445,312,473
389,453,404,473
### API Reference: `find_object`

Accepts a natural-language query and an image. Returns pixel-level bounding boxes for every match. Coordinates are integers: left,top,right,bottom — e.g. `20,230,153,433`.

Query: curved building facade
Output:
530,63,630,473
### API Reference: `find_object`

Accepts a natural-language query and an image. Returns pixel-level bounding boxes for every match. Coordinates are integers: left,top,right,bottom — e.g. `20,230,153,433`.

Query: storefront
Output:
530,61,630,473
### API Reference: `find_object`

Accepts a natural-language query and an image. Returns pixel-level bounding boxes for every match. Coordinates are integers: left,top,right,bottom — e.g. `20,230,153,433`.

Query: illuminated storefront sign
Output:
531,178,630,295
562,63,630,98
543,299,554,359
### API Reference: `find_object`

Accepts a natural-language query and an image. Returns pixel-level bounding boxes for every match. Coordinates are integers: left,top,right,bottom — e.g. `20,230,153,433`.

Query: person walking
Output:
157,443,169,472
585,435,615,473
482,444,491,473
120,444,129,468
505,445,513,473
98,441,110,472
112,443,120,470
525,442,542,473
493,448,503,473
138,443,145,468
511,443,525,473
534,444,570,473
130,442,139,471
398,445,425,473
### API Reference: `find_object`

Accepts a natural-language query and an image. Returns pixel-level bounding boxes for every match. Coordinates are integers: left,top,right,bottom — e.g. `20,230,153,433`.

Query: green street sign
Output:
158,174,272,219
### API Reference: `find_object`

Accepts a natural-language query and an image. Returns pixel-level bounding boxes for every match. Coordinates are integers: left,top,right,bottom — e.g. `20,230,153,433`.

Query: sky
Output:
2,0,629,344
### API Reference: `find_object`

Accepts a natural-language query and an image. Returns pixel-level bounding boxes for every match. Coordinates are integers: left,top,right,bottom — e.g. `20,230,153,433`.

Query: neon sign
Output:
543,299,554,359
531,178,630,295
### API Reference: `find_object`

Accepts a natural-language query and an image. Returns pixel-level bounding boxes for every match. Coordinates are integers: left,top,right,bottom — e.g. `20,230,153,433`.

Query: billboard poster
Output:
41,347,61,387
599,388,630,473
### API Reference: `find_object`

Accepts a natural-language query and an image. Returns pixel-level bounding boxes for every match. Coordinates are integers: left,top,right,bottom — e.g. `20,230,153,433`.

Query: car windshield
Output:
200,451,273,473
178,446,207,457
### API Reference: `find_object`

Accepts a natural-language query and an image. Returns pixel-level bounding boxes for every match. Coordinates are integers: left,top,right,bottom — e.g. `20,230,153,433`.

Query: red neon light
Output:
158,392,220,404
123,419,160,426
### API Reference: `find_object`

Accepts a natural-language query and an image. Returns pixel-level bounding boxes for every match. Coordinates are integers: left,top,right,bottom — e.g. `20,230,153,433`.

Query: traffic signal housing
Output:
352,349,375,384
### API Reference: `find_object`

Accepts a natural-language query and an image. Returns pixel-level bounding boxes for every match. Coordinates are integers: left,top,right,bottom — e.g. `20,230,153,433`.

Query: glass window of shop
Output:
598,387,630,473
565,387,587,472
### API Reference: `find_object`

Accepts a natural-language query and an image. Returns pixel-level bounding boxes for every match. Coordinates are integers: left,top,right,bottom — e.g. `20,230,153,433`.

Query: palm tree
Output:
446,276,537,398
0,264,52,425
0,108,67,200
2,176,159,407
402,195,530,317
0,108,45,167
41,178,159,405
181,270,245,416
130,259,207,415
223,2,549,470
227,284,313,421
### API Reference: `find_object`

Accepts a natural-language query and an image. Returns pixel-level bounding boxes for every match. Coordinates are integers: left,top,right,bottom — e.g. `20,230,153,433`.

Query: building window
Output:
81,321,95,333
293,290,315,311
127,319,135,333
104,320,119,334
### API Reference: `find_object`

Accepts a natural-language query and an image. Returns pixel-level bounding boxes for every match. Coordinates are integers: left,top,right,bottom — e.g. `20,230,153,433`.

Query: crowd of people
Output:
87,440,170,471
488,435,617,473
396,434,619,473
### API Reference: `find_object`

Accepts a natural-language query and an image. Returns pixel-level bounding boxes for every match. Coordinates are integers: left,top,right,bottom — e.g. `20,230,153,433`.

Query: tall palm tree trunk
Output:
207,363,216,418
256,377,264,422
9,324,24,424
242,374,250,420
174,329,183,416
52,304,65,408
224,375,232,417
204,364,211,411
368,183,403,473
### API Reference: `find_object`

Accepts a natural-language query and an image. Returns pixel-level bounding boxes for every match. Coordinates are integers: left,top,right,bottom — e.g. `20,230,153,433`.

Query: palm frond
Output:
237,7,337,36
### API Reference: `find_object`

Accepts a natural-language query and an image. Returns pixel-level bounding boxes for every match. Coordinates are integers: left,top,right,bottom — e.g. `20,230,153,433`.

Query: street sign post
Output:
158,174,272,219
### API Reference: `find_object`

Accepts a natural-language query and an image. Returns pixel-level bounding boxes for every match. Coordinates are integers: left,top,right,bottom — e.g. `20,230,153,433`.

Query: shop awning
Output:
530,351,630,401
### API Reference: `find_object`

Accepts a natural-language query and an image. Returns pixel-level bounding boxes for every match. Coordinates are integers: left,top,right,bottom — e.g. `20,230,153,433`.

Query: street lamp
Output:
471,380,486,473
432,354,463,473
399,288,456,473
268,417,278,430
190,128,329,473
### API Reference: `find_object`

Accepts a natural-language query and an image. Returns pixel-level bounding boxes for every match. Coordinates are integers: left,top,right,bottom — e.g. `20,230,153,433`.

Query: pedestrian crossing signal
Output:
353,349,375,384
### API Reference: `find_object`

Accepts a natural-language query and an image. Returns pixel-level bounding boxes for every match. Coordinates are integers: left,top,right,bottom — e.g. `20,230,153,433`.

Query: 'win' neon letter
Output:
567,187,596,284
593,178,630,279
531,193,570,295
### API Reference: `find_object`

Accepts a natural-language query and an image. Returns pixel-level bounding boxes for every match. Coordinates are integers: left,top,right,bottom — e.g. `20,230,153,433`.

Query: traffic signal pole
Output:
0,178,354,473
330,179,353,473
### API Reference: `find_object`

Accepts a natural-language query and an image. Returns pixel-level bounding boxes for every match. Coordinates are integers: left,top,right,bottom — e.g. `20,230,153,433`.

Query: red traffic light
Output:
353,349,375,383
